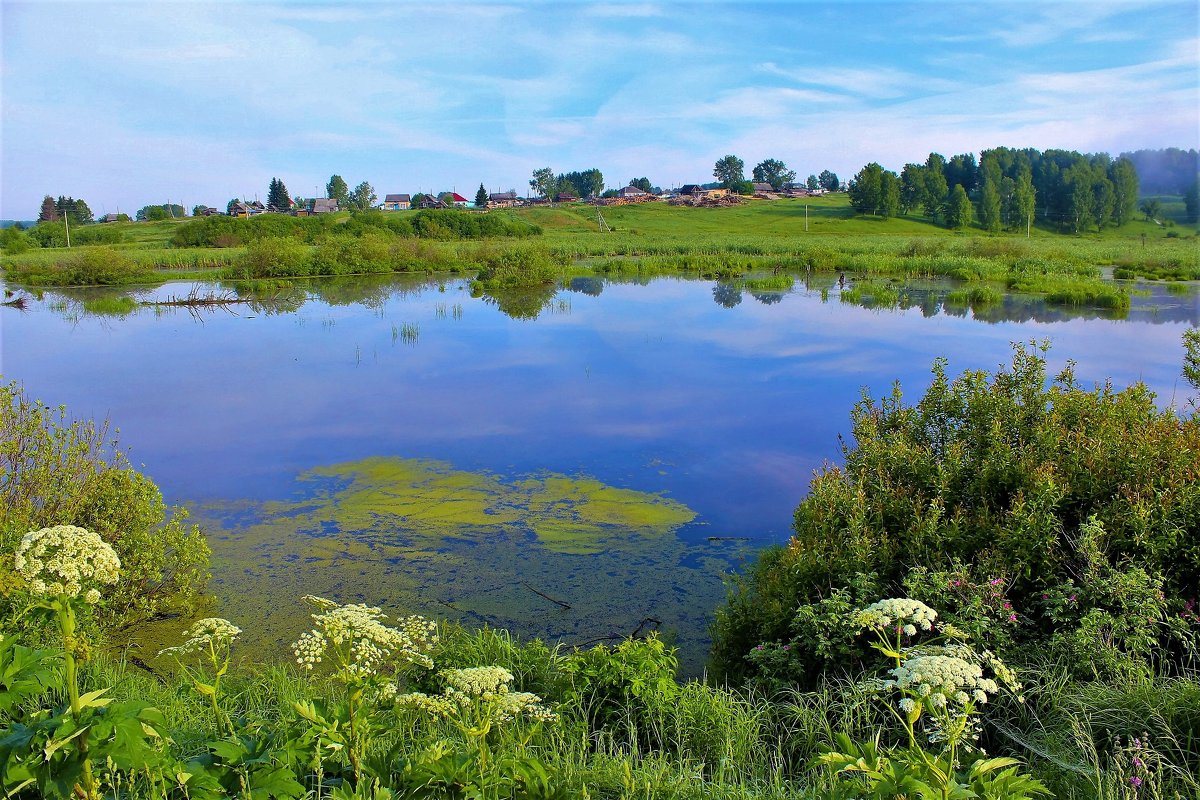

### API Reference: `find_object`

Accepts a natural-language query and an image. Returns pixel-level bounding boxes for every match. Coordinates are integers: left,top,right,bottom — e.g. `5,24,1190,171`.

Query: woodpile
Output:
668,194,744,208
590,194,662,207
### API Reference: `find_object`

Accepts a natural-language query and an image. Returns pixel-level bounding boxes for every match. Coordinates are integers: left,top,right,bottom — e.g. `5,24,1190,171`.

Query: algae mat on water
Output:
186,457,742,673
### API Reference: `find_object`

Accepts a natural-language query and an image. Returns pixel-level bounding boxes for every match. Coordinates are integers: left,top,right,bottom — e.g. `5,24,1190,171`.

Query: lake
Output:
2,273,1197,671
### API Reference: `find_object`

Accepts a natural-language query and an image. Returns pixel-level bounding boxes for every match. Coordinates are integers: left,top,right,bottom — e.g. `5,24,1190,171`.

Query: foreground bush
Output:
712,341,1200,686
0,382,210,635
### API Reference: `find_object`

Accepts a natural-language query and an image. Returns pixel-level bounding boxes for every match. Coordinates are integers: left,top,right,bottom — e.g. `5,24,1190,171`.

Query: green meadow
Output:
2,196,1196,306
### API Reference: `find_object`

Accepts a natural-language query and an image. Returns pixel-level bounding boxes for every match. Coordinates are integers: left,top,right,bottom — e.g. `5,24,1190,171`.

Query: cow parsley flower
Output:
14,525,121,602
855,598,938,633
890,654,998,710
159,618,242,658
291,596,436,679
399,665,556,725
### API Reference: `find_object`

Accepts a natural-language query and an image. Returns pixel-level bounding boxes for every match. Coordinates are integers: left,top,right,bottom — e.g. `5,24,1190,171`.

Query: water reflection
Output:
3,271,1196,670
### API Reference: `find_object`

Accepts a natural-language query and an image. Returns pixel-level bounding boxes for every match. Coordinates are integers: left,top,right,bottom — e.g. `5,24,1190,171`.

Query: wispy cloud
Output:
1,1,1196,218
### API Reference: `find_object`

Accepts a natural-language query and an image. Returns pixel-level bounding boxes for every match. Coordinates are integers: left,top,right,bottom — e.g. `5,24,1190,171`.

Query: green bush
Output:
710,343,1200,685
563,634,680,743
4,246,153,286
0,382,210,635
230,236,312,278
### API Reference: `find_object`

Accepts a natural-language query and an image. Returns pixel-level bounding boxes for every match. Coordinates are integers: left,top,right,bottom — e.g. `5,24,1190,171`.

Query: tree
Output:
1108,158,1139,227
267,177,292,210
347,181,376,211
847,163,899,218
474,183,489,208
806,174,820,191
326,175,349,206
226,198,240,215
54,196,94,225
557,169,604,199
530,167,556,200
977,158,1003,232
899,164,926,215
945,153,978,194
37,195,60,223
944,184,973,229
630,177,652,193
191,204,208,217
752,158,796,191
922,154,949,219
818,170,840,192
1140,198,1162,223
1184,179,1200,224
713,155,746,190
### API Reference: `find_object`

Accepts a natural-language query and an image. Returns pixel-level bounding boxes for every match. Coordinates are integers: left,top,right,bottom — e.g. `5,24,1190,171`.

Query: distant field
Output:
2,194,1196,291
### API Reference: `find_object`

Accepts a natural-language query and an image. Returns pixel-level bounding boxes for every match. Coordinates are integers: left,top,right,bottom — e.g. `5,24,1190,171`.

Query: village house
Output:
617,185,648,199
381,193,411,211
488,190,519,208
751,182,774,194
439,192,470,209
292,198,338,216
229,200,267,218
417,194,448,209
555,191,579,203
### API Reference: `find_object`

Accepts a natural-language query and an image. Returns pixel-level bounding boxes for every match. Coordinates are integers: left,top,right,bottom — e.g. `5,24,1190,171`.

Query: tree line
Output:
847,147,1146,233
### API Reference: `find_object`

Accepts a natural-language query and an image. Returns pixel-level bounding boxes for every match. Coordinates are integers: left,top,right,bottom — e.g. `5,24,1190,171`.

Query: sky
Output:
1,0,1197,219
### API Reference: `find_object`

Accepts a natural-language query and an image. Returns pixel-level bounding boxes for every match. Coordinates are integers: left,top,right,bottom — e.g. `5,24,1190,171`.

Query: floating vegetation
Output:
192,457,726,671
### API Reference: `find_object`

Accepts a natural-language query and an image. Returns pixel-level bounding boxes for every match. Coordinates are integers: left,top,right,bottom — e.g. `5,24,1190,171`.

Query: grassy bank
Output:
3,198,1195,299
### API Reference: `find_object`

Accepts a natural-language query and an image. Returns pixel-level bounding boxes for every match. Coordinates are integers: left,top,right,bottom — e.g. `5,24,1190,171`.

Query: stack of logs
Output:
667,194,745,208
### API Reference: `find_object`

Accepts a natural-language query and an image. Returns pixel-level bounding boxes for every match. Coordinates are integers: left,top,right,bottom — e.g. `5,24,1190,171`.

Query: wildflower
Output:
898,698,916,714
401,666,556,724
159,618,242,658
291,596,437,679
890,654,998,709
1129,776,1143,788
1008,613,1017,622
855,599,937,633
14,525,121,602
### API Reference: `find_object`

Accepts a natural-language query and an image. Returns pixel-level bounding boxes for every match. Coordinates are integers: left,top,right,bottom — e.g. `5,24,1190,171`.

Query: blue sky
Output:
1,1,1197,218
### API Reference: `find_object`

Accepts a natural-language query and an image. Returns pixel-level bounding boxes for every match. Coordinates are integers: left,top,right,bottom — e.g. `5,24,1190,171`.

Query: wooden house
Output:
381,194,411,211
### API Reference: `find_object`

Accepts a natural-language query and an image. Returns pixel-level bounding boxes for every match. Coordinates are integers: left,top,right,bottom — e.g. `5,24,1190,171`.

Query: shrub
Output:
4,246,153,286
231,236,312,278
0,381,210,634
710,343,1200,685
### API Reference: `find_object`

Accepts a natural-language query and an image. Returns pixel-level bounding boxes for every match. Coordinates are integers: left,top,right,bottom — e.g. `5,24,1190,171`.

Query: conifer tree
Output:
38,195,60,223
475,183,489,208
267,178,292,210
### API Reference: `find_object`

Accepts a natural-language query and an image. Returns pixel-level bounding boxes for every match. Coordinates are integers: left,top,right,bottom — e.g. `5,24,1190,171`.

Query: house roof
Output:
440,192,468,203
384,194,411,203
310,198,338,212
618,185,647,196
490,191,518,201
751,182,773,192
679,184,703,194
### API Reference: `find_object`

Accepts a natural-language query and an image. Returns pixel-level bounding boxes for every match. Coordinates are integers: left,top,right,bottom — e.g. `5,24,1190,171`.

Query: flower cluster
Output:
444,666,515,697
887,654,999,709
13,525,121,603
158,618,242,658
396,665,555,724
291,596,436,678
855,598,938,637
394,690,459,718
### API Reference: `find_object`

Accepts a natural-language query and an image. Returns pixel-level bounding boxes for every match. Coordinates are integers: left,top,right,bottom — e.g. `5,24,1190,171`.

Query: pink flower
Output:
1129,776,1143,788
1008,613,1017,622
990,578,1003,586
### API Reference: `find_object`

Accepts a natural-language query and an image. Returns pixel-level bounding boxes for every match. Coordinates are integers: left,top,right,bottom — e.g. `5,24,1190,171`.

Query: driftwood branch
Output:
521,582,572,609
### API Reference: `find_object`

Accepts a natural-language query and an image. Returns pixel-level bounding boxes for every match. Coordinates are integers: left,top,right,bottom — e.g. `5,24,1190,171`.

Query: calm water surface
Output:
2,275,1196,670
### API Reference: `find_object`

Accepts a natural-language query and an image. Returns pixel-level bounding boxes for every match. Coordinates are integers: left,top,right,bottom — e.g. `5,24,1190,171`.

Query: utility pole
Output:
64,209,71,248
805,204,809,232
